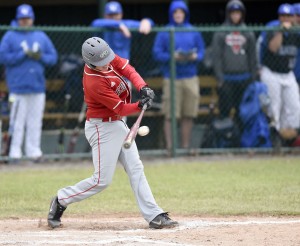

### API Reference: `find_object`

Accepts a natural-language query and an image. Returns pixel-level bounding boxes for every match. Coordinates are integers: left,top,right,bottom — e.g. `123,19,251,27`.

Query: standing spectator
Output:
212,0,257,132
0,4,58,162
90,1,153,60
260,3,300,138
293,3,300,84
152,0,205,152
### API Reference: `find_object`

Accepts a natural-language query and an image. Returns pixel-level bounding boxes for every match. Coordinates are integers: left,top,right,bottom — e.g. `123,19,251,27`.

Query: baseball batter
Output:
47,37,178,229
260,3,300,132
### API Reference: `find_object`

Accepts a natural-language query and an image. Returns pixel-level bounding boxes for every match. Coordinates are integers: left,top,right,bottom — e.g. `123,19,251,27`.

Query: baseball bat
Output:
56,93,71,153
123,104,147,149
67,102,87,153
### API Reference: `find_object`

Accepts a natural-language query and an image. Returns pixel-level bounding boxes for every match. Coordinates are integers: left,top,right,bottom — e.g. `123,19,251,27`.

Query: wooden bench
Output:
0,79,69,122
0,76,219,124
145,75,219,116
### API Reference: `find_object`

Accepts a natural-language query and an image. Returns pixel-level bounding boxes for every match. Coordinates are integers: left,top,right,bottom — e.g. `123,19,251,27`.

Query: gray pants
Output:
57,119,163,222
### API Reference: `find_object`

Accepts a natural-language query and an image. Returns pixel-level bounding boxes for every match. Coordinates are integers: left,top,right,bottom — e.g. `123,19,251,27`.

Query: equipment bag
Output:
201,117,240,148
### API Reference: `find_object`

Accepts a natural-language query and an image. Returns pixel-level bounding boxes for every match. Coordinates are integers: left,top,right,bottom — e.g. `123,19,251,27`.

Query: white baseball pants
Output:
260,66,300,130
58,119,164,223
8,93,45,159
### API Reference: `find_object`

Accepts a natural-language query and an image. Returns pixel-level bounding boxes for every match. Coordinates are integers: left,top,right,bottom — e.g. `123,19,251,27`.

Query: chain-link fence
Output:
0,25,299,159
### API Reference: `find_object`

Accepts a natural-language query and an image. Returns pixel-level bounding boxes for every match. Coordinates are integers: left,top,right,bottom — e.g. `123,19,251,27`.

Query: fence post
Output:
169,27,177,157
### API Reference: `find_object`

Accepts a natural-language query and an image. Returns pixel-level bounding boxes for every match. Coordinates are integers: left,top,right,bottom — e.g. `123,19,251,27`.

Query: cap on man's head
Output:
105,1,123,15
278,3,295,15
16,4,35,20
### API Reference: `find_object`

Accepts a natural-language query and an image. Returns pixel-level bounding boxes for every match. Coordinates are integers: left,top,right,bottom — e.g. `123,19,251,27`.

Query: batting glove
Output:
140,86,155,100
138,97,153,110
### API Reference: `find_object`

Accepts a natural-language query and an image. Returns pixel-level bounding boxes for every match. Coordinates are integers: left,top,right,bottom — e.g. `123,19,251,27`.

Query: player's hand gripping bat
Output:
123,104,147,149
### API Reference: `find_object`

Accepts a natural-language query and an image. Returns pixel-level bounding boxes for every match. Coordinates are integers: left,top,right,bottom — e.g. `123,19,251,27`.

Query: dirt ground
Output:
0,215,300,246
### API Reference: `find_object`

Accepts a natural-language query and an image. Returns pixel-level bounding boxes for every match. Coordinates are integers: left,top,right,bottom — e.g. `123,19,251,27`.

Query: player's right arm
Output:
87,82,140,116
83,68,141,117
0,32,26,66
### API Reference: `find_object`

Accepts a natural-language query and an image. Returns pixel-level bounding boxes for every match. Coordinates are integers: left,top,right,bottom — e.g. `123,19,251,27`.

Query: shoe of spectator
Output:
149,212,178,229
48,196,66,228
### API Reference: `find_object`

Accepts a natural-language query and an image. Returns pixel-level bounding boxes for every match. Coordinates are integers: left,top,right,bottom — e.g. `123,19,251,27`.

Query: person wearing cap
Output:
152,0,205,154
259,3,300,145
90,1,154,60
211,0,257,145
47,37,178,230
0,4,58,162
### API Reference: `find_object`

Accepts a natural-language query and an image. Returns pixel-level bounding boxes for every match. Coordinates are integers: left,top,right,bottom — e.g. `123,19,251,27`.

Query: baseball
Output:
138,126,150,136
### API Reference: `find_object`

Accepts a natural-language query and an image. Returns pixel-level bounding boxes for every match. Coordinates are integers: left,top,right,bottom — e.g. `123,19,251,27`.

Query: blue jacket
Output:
91,18,154,60
152,0,205,79
239,82,271,148
0,29,57,94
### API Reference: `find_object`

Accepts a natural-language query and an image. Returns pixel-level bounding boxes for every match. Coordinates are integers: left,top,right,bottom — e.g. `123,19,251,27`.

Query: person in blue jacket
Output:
0,4,58,162
152,0,205,153
90,1,153,60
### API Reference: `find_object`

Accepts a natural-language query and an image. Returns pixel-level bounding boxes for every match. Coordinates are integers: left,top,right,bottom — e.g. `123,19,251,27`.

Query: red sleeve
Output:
88,83,140,116
117,102,141,116
111,55,147,91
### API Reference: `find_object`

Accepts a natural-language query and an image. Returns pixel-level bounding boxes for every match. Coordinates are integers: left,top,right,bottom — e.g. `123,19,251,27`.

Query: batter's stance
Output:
47,37,178,229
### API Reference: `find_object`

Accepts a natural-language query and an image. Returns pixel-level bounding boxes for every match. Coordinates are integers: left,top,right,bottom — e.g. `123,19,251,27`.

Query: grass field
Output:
0,156,300,219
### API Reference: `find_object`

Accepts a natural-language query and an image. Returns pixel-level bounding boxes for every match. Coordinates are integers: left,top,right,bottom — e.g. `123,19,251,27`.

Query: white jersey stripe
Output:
113,101,122,110
121,60,129,70
84,70,122,79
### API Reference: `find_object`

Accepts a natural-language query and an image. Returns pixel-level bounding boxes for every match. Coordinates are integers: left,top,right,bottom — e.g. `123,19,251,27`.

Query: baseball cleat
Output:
47,196,66,228
149,212,178,229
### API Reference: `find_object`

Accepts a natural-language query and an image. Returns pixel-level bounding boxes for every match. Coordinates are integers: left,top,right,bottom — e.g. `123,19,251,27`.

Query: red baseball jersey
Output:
83,55,147,120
